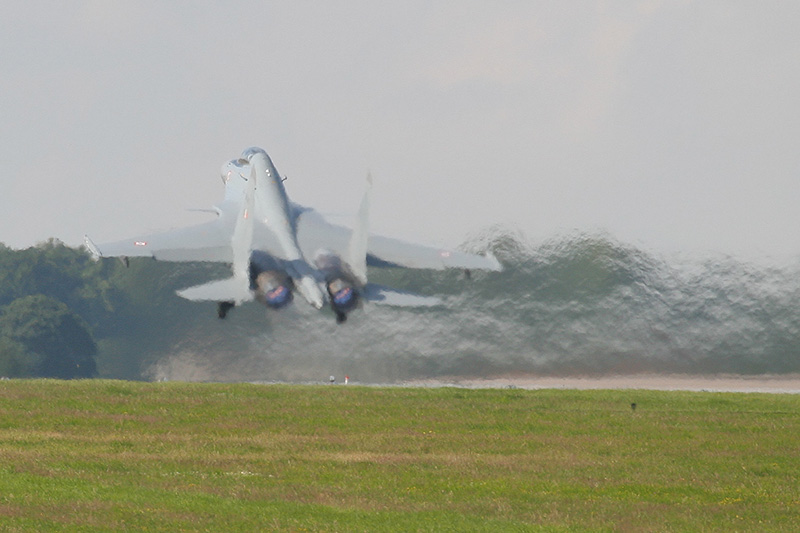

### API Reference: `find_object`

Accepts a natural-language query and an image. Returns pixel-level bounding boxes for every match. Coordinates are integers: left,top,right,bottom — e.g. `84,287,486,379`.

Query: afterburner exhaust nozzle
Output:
326,277,360,324
254,271,293,309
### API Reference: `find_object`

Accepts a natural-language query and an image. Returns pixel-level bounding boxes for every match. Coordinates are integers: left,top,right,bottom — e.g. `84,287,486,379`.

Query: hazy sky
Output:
3,1,799,258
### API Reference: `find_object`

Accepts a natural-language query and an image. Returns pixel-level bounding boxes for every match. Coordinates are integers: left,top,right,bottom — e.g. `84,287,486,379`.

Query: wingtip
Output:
83,235,102,261
486,251,503,272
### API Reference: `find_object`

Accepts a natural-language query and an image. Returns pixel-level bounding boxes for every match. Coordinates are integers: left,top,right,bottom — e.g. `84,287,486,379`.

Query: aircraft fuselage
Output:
238,148,325,309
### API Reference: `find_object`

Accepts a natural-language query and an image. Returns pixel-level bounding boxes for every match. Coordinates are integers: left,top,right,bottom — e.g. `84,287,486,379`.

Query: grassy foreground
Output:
0,380,798,531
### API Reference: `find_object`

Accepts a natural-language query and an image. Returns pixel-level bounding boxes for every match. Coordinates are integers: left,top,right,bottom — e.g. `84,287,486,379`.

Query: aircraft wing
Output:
295,209,502,271
88,210,292,265
87,216,232,262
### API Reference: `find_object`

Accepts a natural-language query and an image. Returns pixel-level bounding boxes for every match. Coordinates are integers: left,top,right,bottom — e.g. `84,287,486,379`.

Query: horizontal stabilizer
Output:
362,284,442,307
437,249,502,272
176,277,253,304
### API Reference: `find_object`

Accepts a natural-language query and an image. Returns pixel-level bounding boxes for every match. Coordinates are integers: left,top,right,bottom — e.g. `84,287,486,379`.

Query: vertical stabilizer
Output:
230,164,257,280
176,165,256,305
347,173,372,286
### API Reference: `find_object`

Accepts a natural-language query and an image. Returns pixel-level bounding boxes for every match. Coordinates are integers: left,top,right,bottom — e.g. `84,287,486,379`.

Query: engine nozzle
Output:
254,271,293,309
326,277,359,323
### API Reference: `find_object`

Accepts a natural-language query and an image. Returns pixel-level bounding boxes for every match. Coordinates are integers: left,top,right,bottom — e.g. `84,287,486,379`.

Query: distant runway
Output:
401,374,800,394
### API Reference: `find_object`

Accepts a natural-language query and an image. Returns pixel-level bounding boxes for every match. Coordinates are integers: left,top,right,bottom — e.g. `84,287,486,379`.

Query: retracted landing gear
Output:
217,301,235,319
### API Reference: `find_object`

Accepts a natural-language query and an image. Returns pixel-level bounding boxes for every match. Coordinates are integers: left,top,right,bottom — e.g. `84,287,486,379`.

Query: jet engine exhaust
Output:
313,250,362,324
326,276,359,324
252,270,293,309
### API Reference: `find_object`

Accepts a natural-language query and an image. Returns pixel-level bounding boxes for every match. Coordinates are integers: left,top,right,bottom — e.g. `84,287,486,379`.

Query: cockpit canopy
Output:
239,146,268,163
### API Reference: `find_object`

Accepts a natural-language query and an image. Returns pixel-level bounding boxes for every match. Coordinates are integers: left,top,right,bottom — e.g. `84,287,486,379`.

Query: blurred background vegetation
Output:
0,239,225,379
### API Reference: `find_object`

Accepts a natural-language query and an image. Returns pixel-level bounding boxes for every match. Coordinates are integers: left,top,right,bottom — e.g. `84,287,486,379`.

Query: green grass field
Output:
0,380,798,531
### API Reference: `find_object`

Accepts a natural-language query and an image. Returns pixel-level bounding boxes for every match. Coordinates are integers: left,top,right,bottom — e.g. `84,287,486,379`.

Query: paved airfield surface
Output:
402,375,800,394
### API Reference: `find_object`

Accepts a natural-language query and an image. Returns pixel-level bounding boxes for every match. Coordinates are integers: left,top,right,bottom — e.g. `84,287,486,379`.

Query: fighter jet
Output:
85,147,501,322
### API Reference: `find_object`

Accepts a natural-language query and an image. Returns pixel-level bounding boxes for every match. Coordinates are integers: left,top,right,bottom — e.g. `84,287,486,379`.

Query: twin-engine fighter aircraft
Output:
85,147,501,323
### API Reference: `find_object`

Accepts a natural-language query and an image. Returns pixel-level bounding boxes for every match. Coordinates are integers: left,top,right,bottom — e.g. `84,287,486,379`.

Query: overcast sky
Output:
3,1,799,258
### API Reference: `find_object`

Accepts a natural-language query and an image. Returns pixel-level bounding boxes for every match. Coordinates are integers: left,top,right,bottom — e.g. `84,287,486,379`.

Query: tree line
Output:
0,239,225,379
